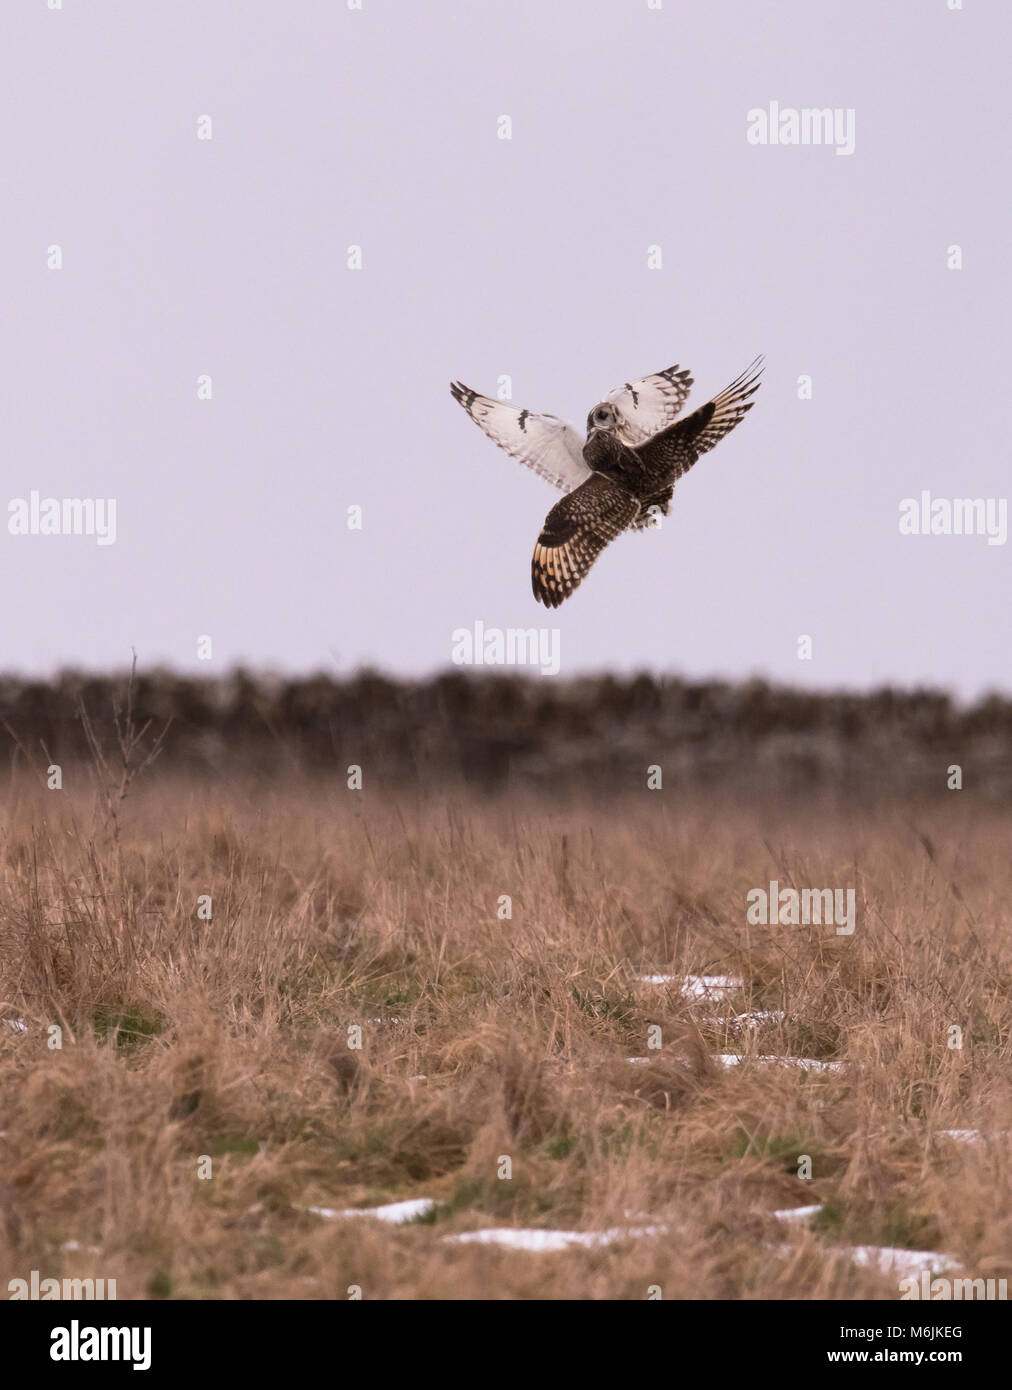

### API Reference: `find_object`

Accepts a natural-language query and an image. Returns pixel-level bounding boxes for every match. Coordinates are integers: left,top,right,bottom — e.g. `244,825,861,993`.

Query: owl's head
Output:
586,402,619,437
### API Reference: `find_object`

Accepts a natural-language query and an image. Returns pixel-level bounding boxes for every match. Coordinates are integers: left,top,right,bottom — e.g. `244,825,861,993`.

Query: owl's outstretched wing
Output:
532,474,639,608
450,382,591,493
605,365,694,445
633,356,763,478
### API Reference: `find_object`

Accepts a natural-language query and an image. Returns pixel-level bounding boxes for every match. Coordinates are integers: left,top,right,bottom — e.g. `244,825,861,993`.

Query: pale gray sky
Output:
2,0,1008,696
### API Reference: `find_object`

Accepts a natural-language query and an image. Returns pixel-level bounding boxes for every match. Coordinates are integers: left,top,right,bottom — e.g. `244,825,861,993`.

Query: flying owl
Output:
450,357,764,607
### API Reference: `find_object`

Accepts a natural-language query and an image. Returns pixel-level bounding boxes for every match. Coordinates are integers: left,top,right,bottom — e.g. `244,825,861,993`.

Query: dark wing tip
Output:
532,581,563,609
450,380,477,412
721,356,766,401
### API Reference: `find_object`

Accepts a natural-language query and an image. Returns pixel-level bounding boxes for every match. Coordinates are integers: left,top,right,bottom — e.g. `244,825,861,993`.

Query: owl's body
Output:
450,356,763,607
581,428,641,487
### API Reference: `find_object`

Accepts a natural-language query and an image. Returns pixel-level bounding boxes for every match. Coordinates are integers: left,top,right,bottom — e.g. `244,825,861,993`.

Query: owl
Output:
450,357,763,606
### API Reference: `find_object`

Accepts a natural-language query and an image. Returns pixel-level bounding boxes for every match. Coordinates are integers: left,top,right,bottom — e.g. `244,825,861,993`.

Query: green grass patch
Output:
92,1003,165,1051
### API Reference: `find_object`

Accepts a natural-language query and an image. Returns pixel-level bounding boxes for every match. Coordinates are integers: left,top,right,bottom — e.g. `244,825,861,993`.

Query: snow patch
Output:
773,1204,823,1224
937,1129,1008,1145
841,1245,961,1277
443,1223,669,1252
303,1197,437,1224
714,1054,843,1073
681,975,743,1000
635,974,743,1001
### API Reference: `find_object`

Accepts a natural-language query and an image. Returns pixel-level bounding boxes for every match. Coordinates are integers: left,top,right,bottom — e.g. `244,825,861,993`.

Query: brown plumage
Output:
451,356,764,607
532,475,640,608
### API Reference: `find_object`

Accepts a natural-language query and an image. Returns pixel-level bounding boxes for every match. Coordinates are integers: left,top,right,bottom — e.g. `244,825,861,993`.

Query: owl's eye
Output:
595,409,610,423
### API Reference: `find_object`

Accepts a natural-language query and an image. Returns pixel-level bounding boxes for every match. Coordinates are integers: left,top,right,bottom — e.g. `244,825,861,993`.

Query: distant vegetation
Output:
0,668,1009,799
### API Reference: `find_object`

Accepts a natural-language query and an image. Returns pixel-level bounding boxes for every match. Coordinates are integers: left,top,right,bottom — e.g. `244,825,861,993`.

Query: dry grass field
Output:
1,726,1009,1299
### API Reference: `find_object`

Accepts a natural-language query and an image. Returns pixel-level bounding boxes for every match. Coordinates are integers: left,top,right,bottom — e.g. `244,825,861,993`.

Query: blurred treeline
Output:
1,669,1009,801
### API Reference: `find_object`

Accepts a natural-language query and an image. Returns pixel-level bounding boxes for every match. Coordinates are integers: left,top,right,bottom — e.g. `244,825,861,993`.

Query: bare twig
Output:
77,651,172,842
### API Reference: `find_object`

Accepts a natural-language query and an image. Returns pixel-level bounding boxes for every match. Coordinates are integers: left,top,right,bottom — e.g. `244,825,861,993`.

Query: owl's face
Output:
586,402,619,436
